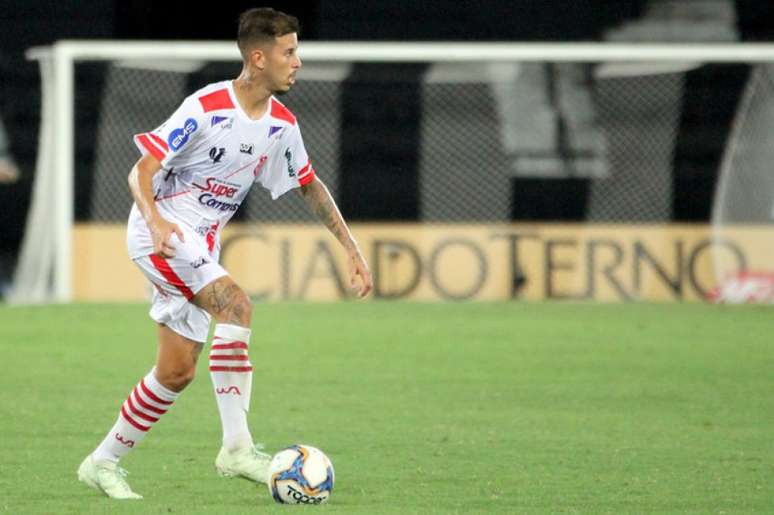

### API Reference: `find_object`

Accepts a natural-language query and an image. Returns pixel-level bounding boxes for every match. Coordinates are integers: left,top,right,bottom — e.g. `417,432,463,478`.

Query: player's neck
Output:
231,73,272,120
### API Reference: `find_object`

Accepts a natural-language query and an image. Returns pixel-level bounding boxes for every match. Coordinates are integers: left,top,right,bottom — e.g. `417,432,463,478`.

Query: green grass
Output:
0,302,772,514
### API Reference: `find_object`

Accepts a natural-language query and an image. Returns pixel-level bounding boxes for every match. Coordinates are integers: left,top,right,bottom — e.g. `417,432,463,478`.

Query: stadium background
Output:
2,0,774,302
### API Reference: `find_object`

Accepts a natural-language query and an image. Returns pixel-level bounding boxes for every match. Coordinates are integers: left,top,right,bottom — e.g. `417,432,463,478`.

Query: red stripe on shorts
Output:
149,254,194,300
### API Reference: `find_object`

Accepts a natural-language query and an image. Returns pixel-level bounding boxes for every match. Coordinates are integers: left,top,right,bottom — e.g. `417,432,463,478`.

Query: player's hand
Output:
348,249,372,298
149,217,185,258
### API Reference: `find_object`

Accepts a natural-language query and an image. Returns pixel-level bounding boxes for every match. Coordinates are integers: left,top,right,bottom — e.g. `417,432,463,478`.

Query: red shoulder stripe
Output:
149,133,169,151
199,89,234,113
137,134,166,161
270,98,296,125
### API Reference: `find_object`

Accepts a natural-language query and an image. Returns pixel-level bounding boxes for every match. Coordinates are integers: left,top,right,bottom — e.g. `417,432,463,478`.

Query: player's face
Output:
264,33,302,95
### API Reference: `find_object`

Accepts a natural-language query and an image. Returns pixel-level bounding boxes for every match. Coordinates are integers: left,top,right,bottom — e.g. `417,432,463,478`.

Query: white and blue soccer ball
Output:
268,444,335,505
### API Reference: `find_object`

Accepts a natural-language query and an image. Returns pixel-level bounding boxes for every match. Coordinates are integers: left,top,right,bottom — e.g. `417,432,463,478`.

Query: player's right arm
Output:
128,154,185,258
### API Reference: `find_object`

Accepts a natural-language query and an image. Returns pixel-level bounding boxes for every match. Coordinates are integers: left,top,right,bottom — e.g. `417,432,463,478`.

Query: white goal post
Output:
14,41,774,303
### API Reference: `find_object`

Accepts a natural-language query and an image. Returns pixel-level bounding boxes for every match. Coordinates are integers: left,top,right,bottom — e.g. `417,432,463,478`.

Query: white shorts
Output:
133,233,228,343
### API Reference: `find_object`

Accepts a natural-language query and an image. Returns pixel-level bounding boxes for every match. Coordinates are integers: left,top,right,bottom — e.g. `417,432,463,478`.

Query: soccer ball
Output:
268,445,335,505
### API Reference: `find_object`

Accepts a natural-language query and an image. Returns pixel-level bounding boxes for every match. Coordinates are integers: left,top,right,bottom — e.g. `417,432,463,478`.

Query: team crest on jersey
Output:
240,143,254,155
211,115,233,129
268,125,283,138
168,118,198,151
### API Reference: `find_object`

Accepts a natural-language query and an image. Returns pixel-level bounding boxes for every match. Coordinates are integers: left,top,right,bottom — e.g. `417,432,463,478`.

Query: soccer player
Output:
78,7,372,499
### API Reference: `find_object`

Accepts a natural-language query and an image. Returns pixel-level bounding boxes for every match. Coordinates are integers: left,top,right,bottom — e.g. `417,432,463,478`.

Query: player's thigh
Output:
192,275,252,326
134,241,227,301
133,239,228,342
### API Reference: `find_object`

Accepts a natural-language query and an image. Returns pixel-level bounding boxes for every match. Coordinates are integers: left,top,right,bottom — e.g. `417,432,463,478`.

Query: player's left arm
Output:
299,178,372,298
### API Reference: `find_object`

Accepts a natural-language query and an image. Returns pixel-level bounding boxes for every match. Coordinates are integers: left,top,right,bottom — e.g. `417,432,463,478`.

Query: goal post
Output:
14,41,774,303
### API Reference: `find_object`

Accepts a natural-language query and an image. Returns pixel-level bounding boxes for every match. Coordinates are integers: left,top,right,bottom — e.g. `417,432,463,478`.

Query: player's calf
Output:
154,326,204,392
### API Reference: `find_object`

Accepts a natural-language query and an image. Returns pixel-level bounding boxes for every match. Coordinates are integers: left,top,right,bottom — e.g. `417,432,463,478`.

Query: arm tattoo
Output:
301,180,353,250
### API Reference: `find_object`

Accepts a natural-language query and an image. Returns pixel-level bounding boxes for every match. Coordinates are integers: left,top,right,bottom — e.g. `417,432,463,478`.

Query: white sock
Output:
209,323,254,451
92,368,179,463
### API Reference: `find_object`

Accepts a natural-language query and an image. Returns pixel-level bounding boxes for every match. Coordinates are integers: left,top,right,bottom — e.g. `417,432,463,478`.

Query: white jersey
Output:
127,80,315,259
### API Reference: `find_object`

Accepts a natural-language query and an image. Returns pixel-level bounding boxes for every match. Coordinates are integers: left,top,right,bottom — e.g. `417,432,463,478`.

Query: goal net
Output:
12,42,774,302
711,63,774,303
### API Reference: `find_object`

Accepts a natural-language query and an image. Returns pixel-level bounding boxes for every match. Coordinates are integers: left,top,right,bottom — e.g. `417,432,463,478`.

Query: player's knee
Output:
228,290,252,327
157,364,196,392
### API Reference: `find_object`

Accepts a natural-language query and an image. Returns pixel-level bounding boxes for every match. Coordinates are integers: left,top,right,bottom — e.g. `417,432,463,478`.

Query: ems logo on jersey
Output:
284,148,295,177
168,118,198,151
240,143,254,155
268,125,283,138
211,115,233,129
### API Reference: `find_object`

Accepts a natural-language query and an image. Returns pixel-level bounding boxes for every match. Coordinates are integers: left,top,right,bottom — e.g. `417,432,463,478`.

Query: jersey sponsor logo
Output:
168,118,198,151
192,177,240,198
285,148,295,177
240,143,254,155
115,433,135,448
193,178,242,211
209,147,226,163
199,194,240,212
216,386,241,395
268,125,283,137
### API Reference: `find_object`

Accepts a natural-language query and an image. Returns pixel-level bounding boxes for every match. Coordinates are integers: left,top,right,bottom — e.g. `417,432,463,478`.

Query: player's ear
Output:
250,48,266,71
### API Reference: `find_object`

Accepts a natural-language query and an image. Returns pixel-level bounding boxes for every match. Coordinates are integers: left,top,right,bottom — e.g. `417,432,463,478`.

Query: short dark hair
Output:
237,8,300,58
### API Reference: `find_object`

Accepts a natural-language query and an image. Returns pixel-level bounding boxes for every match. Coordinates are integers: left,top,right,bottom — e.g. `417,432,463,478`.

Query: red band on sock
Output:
132,387,167,415
209,366,253,372
120,405,151,432
126,396,160,424
140,379,173,405
211,341,248,350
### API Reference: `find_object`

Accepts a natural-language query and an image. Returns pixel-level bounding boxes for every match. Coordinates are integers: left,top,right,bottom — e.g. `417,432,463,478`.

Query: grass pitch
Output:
0,302,772,514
